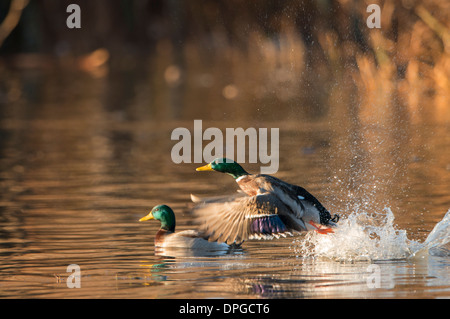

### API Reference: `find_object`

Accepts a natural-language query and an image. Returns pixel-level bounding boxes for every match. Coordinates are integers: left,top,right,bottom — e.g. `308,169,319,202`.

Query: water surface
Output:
0,66,449,299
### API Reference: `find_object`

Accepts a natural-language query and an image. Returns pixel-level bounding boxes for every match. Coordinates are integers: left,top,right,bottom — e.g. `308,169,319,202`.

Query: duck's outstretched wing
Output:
257,175,339,226
190,191,246,204
192,193,305,244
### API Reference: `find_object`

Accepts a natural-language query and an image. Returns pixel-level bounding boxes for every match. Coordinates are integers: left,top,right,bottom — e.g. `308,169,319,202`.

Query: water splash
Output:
293,208,450,262
417,209,450,257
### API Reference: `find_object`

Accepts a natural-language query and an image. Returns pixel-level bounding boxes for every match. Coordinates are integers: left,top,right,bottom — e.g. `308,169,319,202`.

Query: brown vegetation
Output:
0,0,449,122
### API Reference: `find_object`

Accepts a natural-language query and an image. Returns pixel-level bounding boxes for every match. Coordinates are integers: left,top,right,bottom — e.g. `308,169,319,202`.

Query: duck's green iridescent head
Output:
139,204,176,232
196,158,249,179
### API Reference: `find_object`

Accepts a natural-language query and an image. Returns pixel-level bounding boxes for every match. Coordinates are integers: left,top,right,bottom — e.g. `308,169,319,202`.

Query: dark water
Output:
0,63,449,298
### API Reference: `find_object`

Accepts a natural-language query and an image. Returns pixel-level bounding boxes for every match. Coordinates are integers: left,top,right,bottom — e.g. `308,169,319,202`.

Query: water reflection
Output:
115,244,450,299
154,246,244,258
0,50,449,297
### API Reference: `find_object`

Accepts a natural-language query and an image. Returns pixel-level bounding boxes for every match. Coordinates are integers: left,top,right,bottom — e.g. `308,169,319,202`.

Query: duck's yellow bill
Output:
196,163,213,171
139,212,154,222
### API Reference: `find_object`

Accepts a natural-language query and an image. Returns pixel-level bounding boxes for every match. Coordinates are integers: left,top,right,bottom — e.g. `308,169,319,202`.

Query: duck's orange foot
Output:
308,221,334,234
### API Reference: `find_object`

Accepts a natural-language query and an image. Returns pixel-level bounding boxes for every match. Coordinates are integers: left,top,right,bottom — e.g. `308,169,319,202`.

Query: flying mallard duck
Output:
139,204,230,251
193,158,339,245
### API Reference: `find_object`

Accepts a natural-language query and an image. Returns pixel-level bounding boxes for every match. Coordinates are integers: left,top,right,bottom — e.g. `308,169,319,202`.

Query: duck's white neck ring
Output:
235,175,247,182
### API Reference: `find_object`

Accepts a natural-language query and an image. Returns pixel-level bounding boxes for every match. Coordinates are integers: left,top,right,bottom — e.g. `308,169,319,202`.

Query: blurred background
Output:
1,0,449,213
1,0,450,210
1,0,449,121
0,0,449,298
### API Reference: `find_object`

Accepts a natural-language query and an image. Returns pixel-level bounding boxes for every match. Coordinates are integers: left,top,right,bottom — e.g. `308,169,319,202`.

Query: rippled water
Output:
0,66,449,299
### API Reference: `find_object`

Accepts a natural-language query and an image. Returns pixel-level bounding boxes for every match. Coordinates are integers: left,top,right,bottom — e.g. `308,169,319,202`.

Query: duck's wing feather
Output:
190,191,246,204
192,193,303,244
261,175,335,225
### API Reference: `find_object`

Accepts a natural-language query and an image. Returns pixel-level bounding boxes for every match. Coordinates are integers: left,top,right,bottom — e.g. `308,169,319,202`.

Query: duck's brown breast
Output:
154,229,172,247
236,175,262,196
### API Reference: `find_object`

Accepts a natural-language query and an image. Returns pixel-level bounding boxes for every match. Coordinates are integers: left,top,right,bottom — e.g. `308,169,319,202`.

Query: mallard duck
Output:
193,158,339,244
139,204,230,251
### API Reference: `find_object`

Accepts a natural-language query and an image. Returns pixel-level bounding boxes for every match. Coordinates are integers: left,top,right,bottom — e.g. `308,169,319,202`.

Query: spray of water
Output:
293,208,450,262
419,209,450,257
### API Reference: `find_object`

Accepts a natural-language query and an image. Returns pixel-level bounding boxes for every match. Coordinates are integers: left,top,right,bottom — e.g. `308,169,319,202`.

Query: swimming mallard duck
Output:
139,204,230,251
193,158,339,244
